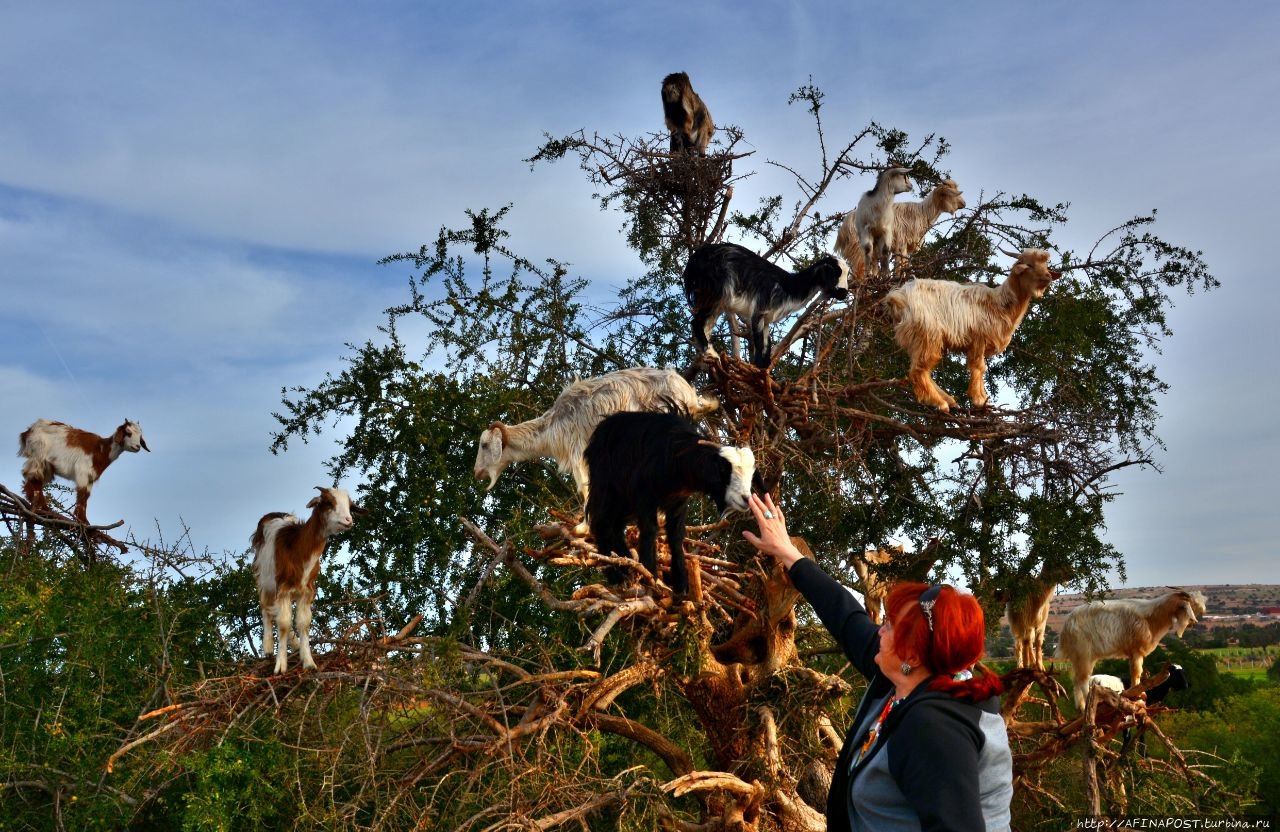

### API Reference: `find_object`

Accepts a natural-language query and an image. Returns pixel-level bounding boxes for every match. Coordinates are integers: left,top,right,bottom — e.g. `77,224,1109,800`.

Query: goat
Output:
1090,663,1189,704
251,487,366,674
835,179,965,279
474,368,718,530
1145,663,1190,705
847,540,941,624
1056,590,1207,710
682,242,850,369
999,570,1068,671
1087,673,1127,696
18,418,150,526
584,411,756,596
661,72,714,154
883,248,1062,412
853,167,913,279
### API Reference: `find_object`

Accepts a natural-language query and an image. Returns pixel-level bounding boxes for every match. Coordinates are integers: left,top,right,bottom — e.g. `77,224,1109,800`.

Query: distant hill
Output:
1043,584,1280,631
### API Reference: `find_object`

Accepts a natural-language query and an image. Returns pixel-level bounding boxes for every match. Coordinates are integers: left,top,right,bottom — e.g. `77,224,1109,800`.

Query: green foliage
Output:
1164,687,1280,813
176,734,297,832
0,541,237,830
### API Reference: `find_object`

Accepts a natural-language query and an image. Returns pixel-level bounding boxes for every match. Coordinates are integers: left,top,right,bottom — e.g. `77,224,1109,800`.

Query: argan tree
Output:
110,83,1229,829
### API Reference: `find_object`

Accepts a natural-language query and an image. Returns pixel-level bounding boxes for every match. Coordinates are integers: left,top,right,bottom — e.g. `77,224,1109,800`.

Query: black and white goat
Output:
584,411,756,596
252,487,366,674
682,242,850,369
18,418,150,526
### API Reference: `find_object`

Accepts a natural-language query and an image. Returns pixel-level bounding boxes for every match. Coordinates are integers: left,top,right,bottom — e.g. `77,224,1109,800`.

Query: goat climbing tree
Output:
107,83,1227,829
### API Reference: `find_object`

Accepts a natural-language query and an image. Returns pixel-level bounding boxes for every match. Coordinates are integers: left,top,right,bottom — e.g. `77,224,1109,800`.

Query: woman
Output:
743,492,1013,832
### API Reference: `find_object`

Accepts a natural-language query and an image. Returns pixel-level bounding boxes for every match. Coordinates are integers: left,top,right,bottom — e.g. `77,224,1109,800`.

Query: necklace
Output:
853,695,900,768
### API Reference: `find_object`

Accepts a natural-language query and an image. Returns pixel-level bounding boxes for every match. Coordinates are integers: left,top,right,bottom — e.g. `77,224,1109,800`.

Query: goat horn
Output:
315,485,328,493
697,439,721,448
999,247,1023,258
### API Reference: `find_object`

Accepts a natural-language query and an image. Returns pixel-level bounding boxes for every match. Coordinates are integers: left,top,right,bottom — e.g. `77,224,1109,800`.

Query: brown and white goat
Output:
847,540,941,624
883,248,1061,412
836,179,966,280
251,487,365,674
1056,589,1207,710
18,418,150,525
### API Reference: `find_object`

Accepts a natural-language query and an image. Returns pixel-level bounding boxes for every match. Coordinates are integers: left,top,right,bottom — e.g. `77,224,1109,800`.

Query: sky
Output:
1,1,1276,591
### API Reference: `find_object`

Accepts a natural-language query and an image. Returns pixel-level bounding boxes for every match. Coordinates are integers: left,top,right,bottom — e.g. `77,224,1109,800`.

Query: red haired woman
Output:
743,492,1013,832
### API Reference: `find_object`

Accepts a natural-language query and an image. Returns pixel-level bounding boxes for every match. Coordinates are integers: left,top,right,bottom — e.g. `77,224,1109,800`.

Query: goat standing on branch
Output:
836,179,965,280
853,166,913,279
252,487,366,674
1056,589,1206,710
18,418,150,526
884,248,1061,412
584,411,756,597
661,72,714,155
682,242,849,369
473,368,718,531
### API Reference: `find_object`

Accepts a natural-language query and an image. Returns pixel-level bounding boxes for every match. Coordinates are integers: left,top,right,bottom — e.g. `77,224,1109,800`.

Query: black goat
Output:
1144,663,1190,705
682,242,850,369
584,411,756,596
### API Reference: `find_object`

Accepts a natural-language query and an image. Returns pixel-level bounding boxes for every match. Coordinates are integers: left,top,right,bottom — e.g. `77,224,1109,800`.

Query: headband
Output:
919,585,942,632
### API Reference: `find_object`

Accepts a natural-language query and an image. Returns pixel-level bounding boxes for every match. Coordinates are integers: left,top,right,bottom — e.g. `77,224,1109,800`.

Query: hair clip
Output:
919,585,942,632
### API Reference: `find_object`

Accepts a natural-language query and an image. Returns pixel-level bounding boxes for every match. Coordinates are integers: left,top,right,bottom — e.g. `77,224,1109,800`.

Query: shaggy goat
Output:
883,248,1062,412
18,418,150,526
848,540,941,624
252,487,366,674
584,411,756,596
853,167,913,279
682,242,850,369
1056,590,1207,710
661,72,714,154
835,179,965,279
473,367,718,517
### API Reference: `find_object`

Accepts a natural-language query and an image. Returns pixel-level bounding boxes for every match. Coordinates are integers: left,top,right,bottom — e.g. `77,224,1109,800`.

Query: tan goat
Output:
883,248,1061,412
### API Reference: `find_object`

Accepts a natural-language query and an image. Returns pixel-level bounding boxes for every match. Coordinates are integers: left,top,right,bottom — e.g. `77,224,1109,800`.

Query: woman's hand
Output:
742,492,805,570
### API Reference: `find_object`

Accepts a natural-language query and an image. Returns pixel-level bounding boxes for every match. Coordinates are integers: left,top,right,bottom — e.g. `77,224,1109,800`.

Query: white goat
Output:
853,167,912,279
1056,589,1207,710
252,487,365,674
473,368,719,519
18,418,150,525
835,179,966,280
883,248,1061,412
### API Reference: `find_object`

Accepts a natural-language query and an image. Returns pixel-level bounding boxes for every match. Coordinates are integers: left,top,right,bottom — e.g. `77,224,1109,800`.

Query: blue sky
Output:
2,1,1276,589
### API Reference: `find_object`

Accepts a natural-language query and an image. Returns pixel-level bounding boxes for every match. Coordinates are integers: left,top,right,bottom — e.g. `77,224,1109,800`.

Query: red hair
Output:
884,582,1003,701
